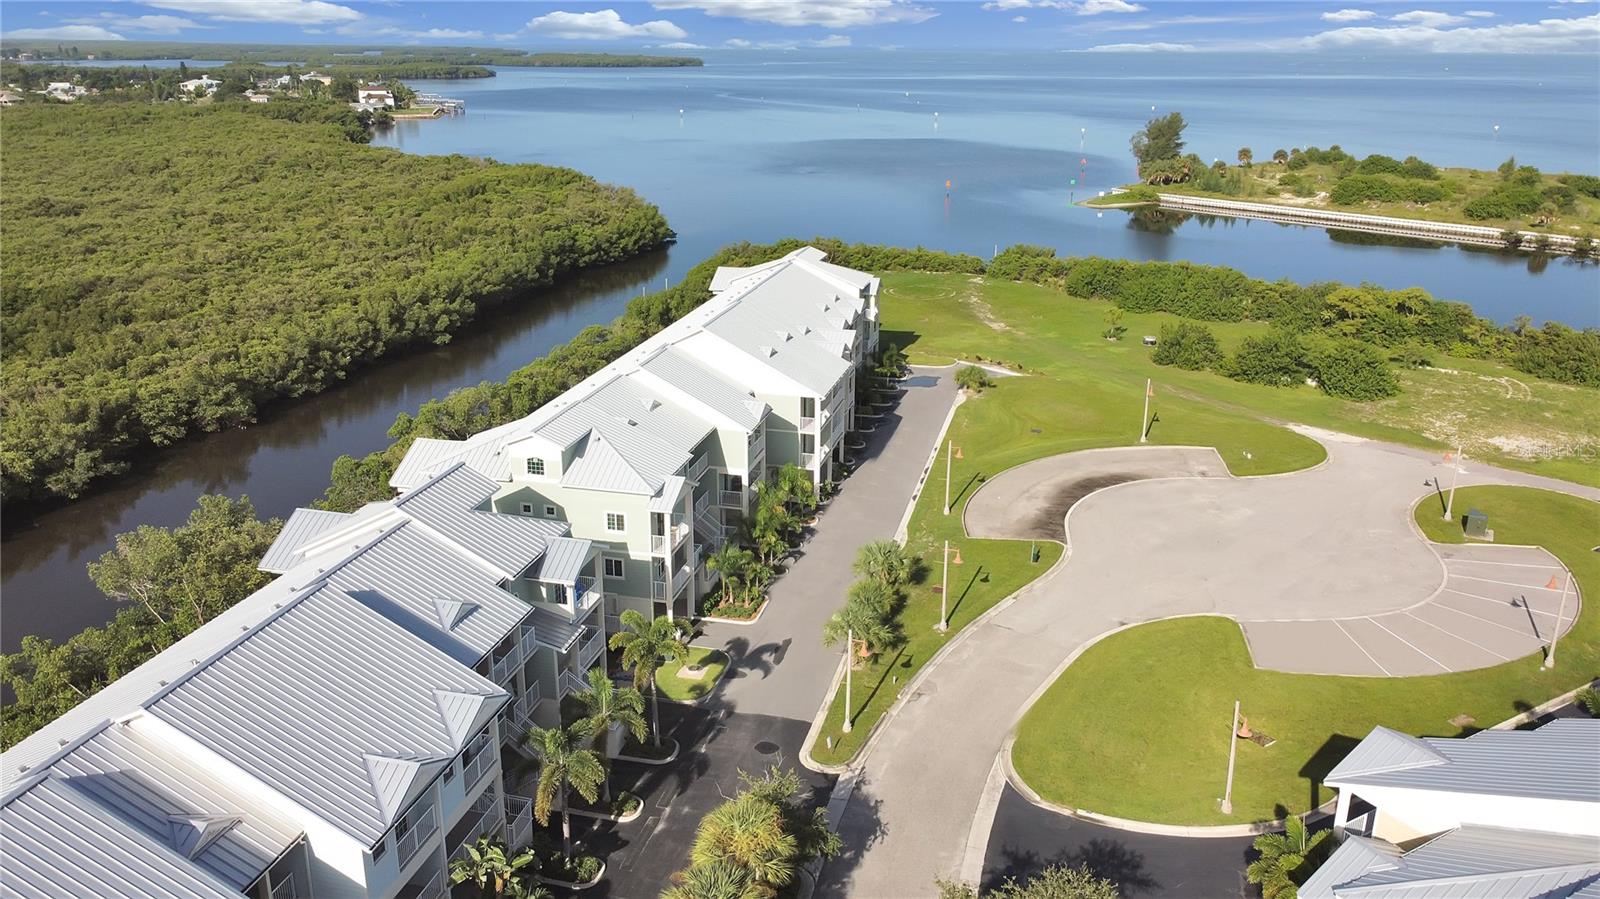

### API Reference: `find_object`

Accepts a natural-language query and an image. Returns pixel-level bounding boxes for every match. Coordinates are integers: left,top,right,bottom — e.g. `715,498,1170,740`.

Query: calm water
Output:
4,50,1597,652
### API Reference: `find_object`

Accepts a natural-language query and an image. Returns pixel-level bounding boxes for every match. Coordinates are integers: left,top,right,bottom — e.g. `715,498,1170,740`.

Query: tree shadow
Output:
718,635,788,681
1300,734,1361,811
816,774,889,896
986,838,1160,896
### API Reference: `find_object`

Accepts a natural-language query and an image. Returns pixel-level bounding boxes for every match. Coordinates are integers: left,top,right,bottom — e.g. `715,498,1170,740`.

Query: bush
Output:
1152,322,1222,371
1556,173,1600,199
1330,175,1448,205
1465,185,1545,220
1511,322,1600,387
1120,184,1160,203
1306,338,1399,400
1222,329,1306,387
987,244,1071,284
956,365,993,392
1277,173,1316,197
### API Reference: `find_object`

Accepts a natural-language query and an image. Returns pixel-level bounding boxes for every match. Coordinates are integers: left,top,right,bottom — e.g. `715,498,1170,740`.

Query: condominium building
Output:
0,247,883,899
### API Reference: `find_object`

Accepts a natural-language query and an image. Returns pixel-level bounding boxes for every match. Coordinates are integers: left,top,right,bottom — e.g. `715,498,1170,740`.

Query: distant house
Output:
0,90,21,106
300,72,333,86
243,90,271,104
356,86,395,108
1305,718,1600,898
178,76,221,94
274,74,296,87
44,81,72,95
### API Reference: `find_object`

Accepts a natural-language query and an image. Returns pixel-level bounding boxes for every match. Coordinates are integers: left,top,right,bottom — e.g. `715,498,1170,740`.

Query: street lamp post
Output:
944,440,952,515
1544,573,1571,669
939,540,950,632
843,627,854,733
1221,700,1240,815
1443,446,1463,522
1139,378,1151,444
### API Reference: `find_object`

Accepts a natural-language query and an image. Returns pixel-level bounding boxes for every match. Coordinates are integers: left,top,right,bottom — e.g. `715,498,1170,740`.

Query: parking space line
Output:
1403,611,1512,661
1333,619,1392,676
1430,600,1539,638
1451,573,1562,591
1368,617,1449,672
1445,587,1559,617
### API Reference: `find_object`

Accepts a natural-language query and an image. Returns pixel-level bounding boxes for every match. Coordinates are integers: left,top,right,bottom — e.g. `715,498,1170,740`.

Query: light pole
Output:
1443,447,1463,522
1139,378,1152,444
1544,573,1571,669
1221,700,1240,814
939,540,951,632
843,627,854,733
944,439,952,515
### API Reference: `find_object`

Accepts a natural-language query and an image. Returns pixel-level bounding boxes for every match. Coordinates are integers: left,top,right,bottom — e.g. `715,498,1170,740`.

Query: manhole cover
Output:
754,741,780,755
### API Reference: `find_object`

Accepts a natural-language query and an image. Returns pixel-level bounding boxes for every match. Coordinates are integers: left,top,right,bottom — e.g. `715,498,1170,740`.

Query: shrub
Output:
1120,184,1160,203
956,365,992,392
1556,173,1600,199
1277,173,1316,197
1330,175,1448,205
1223,329,1306,387
1465,185,1544,220
987,244,1071,284
1306,338,1400,400
1152,322,1222,371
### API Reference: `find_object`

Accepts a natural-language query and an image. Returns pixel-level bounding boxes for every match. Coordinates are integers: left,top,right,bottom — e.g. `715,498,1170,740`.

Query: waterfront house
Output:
1304,718,1600,898
357,87,395,108
301,72,334,86
179,76,222,94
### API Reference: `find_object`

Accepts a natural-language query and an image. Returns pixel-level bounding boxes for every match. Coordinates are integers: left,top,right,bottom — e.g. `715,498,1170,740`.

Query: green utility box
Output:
1464,508,1489,538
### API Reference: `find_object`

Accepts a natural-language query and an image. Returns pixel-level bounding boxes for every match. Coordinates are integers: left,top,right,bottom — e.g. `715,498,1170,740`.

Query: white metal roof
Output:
1326,720,1600,804
393,463,570,578
1301,825,1600,899
258,508,354,574
528,536,593,584
143,587,507,847
639,345,768,431
388,436,469,490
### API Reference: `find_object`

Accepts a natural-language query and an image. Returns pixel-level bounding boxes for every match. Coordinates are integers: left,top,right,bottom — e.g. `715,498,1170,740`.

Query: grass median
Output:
1009,485,1597,825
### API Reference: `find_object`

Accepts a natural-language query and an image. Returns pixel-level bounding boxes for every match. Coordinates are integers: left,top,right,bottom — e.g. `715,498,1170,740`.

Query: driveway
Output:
825,428,1598,897
582,368,958,897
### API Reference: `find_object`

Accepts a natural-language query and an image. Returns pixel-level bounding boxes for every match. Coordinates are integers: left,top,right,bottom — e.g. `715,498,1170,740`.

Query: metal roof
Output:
528,537,593,584
1302,826,1600,899
1327,720,1600,803
533,375,711,494
394,463,570,578
388,436,468,490
640,345,768,430
258,508,353,574
524,605,587,652
648,476,687,512
1,776,244,899
143,588,507,847
702,267,854,395
35,722,300,891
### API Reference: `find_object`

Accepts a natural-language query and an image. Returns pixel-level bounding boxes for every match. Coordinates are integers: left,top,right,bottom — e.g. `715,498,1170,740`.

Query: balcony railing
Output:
694,491,712,517
397,868,447,899
518,622,538,660
269,873,303,899
558,668,589,699
800,452,817,468
719,489,742,508
573,576,599,612
575,628,606,673
487,642,522,686
462,733,495,790
449,791,506,864
650,519,690,555
506,794,535,850
395,803,438,868
687,454,711,483
500,681,542,743
799,415,816,430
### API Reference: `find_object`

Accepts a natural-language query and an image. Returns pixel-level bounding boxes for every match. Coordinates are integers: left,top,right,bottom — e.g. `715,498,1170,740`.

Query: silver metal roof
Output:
37,722,300,891
1327,720,1600,803
702,267,854,395
640,345,768,430
1302,826,1600,899
2,776,244,899
525,605,586,652
394,463,570,578
388,436,468,490
534,375,711,494
144,588,507,846
258,507,353,574
528,537,594,584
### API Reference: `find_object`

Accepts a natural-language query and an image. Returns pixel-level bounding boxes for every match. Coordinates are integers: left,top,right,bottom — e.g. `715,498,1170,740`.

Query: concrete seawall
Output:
1150,192,1583,255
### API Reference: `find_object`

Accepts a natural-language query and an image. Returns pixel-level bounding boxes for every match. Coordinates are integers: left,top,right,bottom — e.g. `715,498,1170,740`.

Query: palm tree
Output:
524,722,605,860
690,791,800,889
1238,146,1253,167
774,463,817,515
821,581,898,735
663,861,763,899
1272,148,1289,165
608,610,689,746
1245,815,1331,899
853,539,911,590
448,837,539,898
575,668,646,801
705,544,752,605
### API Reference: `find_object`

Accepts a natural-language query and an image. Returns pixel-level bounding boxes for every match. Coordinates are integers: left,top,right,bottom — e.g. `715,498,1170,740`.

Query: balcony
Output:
719,489,742,508
518,622,539,660
652,563,693,599
506,794,535,850
649,516,690,555
449,790,506,864
686,453,711,483
462,733,495,791
269,873,303,899
395,802,438,869
573,576,600,614
395,869,446,899
574,628,606,673
487,642,522,686
799,415,816,430
500,681,541,743
800,452,817,469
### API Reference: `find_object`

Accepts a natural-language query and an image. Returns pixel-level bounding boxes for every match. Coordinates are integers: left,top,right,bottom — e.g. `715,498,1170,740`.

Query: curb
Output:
658,649,731,706
699,600,769,626
613,738,680,766
535,860,606,891
1490,678,1600,730
564,800,644,824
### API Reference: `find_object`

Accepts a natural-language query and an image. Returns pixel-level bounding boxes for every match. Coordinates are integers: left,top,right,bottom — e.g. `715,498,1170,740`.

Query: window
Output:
526,458,545,476
443,759,456,784
545,505,557,517
605,512,626,533
371,836,388,863
520,503,533,515
604,557,625,579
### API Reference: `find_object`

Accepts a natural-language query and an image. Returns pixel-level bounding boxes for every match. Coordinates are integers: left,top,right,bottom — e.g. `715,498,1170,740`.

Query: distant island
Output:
0,40,704,73
1092,112,1599,250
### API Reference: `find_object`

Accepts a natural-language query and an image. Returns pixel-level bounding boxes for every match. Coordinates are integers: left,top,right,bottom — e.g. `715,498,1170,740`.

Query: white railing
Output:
687,454,711,483
651,577,667,599
518,623,538,660
694,491,712,517
799,415,816,430
800,452,817,468
576,628,605,672
558,668,589,699
605,613,623,633
402,868,447,899
395,802,438,868
501,681,542,741
462,734,495,790
573,576,599,613
506,794,535,850
269,872,302,899
650,533,668,555
488,643,522,685
719,489,742,508
449,791,505,864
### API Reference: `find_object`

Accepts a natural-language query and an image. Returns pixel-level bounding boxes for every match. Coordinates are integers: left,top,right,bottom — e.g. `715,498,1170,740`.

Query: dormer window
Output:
526,458,546,476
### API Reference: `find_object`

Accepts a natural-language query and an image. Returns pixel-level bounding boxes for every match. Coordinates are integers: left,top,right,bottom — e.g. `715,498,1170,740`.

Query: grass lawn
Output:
1010,485,1598,825
808,272,1596,776
656,646,729,702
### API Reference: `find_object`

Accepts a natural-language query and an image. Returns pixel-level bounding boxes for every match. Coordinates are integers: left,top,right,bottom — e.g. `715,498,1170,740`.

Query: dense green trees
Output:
669,767,840,898
0,103,672,503
1130,111,1187,170
1152,323,1223,370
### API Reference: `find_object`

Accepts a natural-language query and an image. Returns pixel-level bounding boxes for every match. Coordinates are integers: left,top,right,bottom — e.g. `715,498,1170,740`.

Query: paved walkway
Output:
588,368,958,898
825,428,1598,896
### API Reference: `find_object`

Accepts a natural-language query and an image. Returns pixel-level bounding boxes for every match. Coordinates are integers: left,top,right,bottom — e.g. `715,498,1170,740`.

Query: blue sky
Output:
2,1,1597,53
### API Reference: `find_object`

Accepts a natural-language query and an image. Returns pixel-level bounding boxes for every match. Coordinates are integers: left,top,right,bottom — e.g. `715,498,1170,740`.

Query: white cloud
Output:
525,9,687,40
724,37,753,47
1079,41,1195,51
411,28,484,39
66,13,209,34
722,33,853,48
1464,10,1496,17
1321,8,1376,22
1299,12,1600,52
1072,0,1146,13
981,0,1032,9
813,33,852,46
144,0,361,25
1013,14,1028,21
652,0,936,28
1391,10,1469,26
657,41,708,48
5,24,126,40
